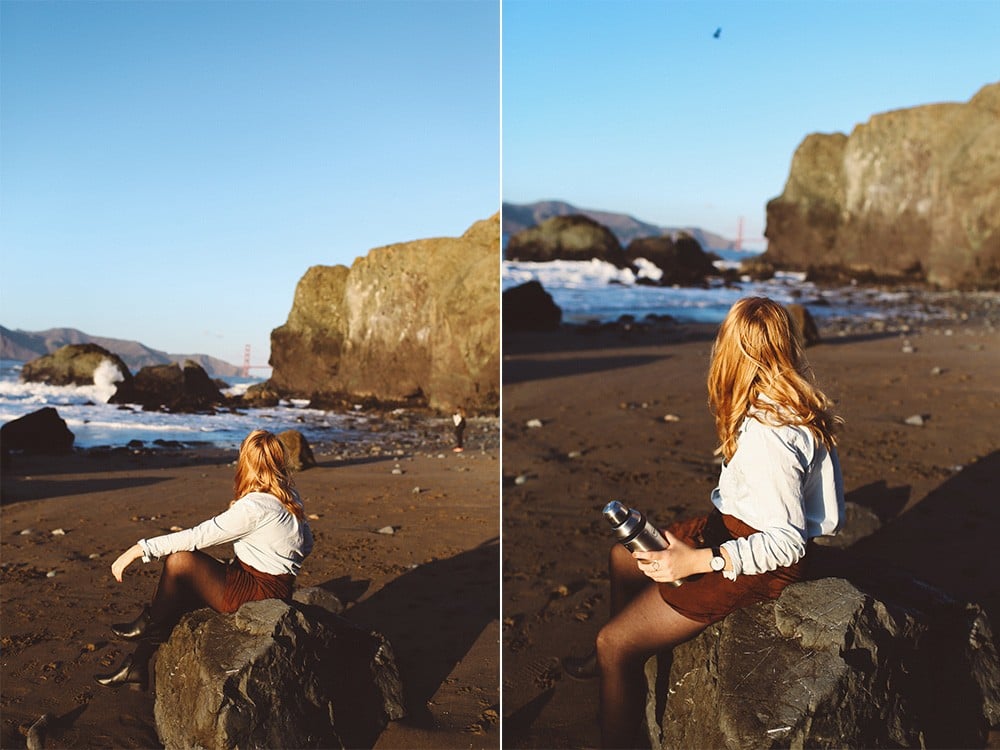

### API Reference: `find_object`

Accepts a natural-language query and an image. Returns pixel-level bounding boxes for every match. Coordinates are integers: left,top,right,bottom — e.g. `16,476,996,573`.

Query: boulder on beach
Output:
277,429,317,471
505,214,626,266
267,215,500,412
645,573,1000,749
1,407,75,456
763,82,1000,289
503,281,562,332
785,302,820,347
154,587,403,750
624,233,716,286
112,360,225,412
19,343,134,398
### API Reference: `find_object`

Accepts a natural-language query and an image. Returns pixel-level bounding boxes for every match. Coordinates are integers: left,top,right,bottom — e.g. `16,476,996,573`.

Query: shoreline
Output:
1,420,500,749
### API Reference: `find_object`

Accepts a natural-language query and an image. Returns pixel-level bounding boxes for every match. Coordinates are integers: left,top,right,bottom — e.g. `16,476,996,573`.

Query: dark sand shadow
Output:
846,479,911,522
1,475,170,504
334,537,499,729
813,451,1000,648
502,354,672,386
503,687,555,744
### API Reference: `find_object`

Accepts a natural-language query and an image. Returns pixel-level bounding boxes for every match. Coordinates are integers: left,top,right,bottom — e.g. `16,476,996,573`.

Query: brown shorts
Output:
658,510,809,624
221,558,295,614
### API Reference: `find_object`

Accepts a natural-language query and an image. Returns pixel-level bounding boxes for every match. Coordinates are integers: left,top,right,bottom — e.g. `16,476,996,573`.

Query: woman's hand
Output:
632,530,708,584
111,544,144,583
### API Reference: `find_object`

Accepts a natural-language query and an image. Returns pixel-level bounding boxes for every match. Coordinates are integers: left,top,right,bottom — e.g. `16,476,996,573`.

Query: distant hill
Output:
502,200,763,260
0,326,242,378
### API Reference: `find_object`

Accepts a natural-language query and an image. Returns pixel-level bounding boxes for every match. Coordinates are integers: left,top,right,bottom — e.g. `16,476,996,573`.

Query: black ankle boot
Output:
111,606,157,640
94,653,149,689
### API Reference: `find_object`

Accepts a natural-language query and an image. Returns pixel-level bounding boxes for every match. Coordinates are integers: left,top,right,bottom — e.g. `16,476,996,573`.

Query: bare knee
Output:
596,621,634,673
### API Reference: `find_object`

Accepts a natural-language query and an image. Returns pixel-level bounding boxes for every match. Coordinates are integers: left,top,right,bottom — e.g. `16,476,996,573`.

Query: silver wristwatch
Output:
710,545,726,572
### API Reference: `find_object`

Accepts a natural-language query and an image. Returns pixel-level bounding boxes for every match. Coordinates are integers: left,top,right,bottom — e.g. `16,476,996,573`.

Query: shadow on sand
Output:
322,536,499,729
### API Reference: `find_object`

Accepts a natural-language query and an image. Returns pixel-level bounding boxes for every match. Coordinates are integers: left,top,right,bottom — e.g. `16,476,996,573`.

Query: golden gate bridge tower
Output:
241,345,270,378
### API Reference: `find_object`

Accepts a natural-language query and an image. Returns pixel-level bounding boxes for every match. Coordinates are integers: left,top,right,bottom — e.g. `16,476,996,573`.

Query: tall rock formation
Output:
763,81,1000,288
268,216,499,412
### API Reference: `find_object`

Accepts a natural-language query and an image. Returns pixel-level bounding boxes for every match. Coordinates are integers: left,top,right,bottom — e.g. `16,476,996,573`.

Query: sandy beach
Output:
1,417,499,749
501,300,1000,749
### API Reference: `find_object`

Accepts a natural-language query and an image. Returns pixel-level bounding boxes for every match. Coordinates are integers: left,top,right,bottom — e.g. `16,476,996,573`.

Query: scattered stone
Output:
902,342,916,353
411,487,422,495
514,475,528,486
169,526,184,532
931,366,945,375
307,513,321,521
904,414,928,426
525,419,543,429
376,526,396,535
19,529,33,536
391,467,403,475
45,571,56,578
662,414,681,423
50,529,66,536
88,553,100,559
567,450,583,459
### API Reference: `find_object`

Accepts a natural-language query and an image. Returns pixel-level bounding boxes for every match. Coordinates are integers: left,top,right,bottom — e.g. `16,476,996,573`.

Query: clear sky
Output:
1,0,499,368
502,0,1000,250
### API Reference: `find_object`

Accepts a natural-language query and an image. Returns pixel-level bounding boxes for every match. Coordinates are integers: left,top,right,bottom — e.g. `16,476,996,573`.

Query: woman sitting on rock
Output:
96,429,314,689
566,296,845,748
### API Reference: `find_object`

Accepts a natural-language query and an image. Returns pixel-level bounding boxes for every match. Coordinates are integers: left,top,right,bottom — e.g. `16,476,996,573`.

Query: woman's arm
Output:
138,498,264,562
111,544,144,582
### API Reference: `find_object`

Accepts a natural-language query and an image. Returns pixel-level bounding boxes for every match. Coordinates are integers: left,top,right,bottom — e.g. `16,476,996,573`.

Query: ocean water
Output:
0,361,365,451
502,259,928,326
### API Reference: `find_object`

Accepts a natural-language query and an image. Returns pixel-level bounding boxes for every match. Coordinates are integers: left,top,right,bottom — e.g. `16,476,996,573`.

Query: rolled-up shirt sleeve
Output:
719,421,810,580
138,501,261,561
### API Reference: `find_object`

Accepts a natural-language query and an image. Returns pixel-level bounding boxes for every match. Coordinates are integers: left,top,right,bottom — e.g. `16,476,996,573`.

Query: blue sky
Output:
503,0,1000,249
1,0,499,367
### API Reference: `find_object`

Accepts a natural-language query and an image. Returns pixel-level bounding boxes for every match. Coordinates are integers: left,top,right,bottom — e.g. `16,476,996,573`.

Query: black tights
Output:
148,550,230,629
596,544,706,749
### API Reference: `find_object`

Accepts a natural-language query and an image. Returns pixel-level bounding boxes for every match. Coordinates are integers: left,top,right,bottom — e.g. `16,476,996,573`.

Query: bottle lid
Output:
603,500,629,526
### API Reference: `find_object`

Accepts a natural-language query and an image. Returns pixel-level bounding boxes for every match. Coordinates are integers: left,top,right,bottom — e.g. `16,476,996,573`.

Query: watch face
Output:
711,555,725,572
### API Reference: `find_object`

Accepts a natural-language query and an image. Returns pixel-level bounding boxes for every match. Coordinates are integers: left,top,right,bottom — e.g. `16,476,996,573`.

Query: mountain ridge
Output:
0,325,242,378
502,199,762,258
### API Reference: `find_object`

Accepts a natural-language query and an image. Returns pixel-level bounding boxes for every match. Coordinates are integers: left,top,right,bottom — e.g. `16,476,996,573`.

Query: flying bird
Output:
713,27,722,39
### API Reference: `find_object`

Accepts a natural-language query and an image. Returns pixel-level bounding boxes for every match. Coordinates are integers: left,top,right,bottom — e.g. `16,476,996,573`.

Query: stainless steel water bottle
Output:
603,500,683,586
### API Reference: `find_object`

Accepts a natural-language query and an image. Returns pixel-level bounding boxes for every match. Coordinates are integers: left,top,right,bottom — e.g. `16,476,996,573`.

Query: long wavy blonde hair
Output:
232,429,303,520
707,297,842,462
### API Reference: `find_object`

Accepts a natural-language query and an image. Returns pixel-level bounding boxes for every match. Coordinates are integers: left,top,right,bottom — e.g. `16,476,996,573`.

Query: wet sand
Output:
501,309,1000,749
1,418,499,749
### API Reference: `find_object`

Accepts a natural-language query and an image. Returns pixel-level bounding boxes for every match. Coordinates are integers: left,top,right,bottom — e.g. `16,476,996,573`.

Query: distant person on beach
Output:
564,296,845,748
95,429,314,689
452,406,467,452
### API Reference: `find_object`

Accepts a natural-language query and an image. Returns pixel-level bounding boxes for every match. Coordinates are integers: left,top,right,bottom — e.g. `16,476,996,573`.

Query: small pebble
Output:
904,414,927,427
391,468,403,475
514,474,528,486
88,553,100,559
169,525,183,532
930,366,944,376
567,450,583,459
46,570,57,578
526,418,543,429
663,414,680,423
307,513,320,520
376,526,395,535
412,486,422,494
50,529,66,536
19,529,33,536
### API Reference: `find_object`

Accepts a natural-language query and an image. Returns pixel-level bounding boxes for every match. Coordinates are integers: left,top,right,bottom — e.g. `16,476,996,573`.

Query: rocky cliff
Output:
763,81,1000,288
268,216,500,412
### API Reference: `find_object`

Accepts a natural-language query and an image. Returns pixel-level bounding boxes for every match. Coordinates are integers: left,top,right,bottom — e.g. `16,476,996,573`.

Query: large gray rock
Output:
154,588,404,750
645,576,999,749
505,213,626,265
113,360,225,412
624,233,716,286
20,343,134,397
268,215,500,412
1,407,75,455
503,281,562,332
763,82,1000,289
